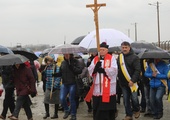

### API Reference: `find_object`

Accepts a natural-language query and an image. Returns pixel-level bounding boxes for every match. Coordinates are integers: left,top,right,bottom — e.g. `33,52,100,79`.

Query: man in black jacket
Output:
55,54,82,120
117,41,141,120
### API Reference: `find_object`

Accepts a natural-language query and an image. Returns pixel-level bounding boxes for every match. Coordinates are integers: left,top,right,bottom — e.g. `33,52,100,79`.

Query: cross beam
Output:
86,0,106,52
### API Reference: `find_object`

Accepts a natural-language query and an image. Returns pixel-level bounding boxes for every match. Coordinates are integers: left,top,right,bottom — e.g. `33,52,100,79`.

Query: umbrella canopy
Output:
0,45,13,54
39,48,53,58
0,54,29,66
132,48,147,54
88,46,121,53
71,35,86,45
48,44,88,54
131,41,162,51
79,28,134,49
138,50,170,59
12,47,38,61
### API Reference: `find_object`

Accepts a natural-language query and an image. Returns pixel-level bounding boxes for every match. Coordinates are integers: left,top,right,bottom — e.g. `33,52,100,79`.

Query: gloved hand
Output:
97,68,107,76
97,68,105,73
93,61,101,74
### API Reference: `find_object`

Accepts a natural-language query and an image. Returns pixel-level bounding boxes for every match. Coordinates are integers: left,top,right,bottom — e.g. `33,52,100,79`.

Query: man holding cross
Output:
88,42,118,120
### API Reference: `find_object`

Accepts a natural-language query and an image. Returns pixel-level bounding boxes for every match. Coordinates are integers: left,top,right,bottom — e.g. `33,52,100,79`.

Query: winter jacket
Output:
60,57,82,85
117,49,141,87
144,60,169,88
45,64,61,89
12,64,36,96
0,66,14,90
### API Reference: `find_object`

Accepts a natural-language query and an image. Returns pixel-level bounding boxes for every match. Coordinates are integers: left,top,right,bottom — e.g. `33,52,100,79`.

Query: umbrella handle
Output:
50,64,55,99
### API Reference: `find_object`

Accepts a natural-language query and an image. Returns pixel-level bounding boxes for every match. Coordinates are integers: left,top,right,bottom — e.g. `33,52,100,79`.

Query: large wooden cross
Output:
86,0,106,93
86,0,106,52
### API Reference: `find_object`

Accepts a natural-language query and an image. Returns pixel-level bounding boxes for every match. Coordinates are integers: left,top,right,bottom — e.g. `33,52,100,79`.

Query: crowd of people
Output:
0,41,170,120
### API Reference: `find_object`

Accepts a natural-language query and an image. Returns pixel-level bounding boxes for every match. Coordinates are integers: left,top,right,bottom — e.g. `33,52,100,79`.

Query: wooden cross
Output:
86,0,106,52
86,0,106,93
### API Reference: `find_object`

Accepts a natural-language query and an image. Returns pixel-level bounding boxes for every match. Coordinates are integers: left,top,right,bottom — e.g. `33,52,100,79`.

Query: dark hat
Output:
100,42,109,48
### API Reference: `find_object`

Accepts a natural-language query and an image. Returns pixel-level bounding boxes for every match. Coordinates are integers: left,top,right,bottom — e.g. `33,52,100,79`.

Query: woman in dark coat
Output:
9,63,37,120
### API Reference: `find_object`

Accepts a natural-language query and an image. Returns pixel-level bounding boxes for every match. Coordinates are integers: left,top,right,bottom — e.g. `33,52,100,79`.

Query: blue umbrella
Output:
0,45,13,54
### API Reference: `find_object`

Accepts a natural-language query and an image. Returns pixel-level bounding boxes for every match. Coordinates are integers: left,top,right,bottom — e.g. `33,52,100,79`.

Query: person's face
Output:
121,45,131,55
64,54,70,60
99,47,108,56
46,60,52,65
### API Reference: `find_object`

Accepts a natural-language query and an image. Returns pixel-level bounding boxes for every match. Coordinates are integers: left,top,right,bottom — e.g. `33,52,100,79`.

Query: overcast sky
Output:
0,0,170,47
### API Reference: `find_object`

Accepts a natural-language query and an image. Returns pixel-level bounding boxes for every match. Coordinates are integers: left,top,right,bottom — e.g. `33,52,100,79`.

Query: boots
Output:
43,113,50,119
116,94,121,104
51,114,58,119
51,104,59,119
43,104,50,119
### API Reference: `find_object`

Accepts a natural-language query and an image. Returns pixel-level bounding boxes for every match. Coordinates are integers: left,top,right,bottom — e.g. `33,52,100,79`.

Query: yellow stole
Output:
119,53,138,92
143,59,147,71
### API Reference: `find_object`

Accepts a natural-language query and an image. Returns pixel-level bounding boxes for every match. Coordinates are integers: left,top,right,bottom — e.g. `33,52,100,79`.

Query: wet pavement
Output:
0,81,170,120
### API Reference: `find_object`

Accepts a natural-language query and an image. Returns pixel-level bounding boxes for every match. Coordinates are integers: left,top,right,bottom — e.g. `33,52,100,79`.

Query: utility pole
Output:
131,23,137,41
128,29,130,38
149,1,161,47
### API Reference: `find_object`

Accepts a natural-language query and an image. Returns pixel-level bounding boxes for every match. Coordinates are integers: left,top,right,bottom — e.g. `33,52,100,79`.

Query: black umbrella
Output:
0,45,13,54
138,50,170,59
132,48,147,54
131,41,162,50
71,35,86,45
0,54,29,66
12,47,38,61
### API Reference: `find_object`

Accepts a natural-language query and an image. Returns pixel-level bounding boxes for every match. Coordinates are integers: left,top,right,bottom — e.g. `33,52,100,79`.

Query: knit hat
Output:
100,42,109,49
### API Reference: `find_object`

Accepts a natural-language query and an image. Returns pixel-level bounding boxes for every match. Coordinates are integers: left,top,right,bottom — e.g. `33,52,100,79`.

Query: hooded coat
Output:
12,64,36,96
